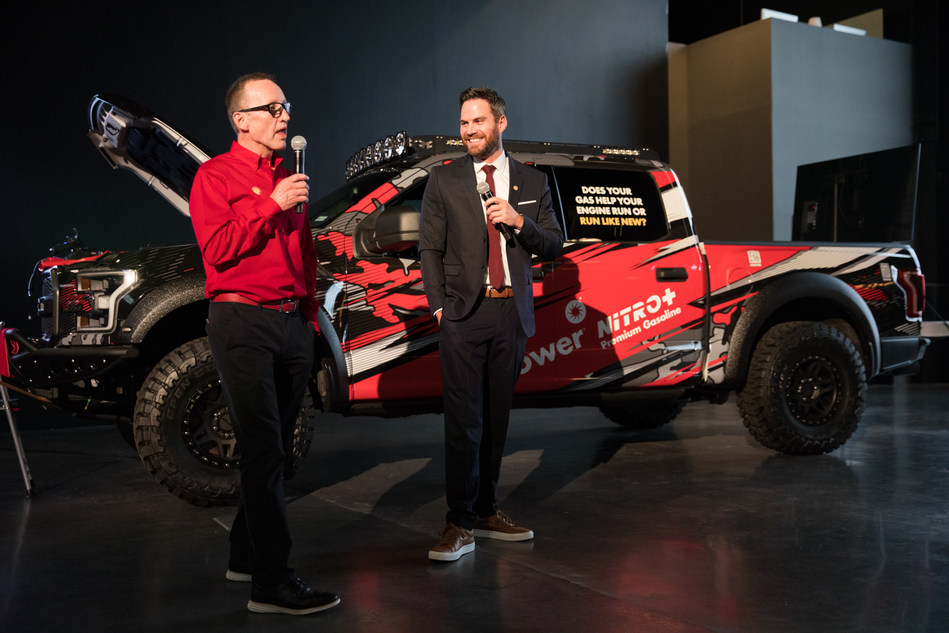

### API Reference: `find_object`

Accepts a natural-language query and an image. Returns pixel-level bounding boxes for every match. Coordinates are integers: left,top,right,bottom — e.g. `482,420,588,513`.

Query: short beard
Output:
467,129,501,161
472,146,495,162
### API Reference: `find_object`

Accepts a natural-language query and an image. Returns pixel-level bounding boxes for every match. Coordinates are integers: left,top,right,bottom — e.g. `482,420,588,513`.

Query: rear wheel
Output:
738,322,866,455
132,337,314,506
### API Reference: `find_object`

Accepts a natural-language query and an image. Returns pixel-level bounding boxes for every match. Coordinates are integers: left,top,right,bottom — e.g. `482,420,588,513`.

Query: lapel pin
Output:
252,186,261,195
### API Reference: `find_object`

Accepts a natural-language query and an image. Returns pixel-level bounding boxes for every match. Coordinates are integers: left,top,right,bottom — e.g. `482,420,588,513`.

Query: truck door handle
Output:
656,267,688,282
532,262,554,281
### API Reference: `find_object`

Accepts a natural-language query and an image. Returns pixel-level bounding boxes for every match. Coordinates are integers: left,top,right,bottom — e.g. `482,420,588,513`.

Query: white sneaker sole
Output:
428,541,475,561
247,596,340,615
472,528,534,541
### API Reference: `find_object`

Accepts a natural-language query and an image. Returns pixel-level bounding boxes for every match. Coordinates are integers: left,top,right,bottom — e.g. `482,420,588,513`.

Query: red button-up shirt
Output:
190,141,319,325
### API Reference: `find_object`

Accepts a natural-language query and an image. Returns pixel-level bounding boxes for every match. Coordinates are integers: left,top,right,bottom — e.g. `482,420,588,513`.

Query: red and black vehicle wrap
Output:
0,99,934,504
311,140,926,418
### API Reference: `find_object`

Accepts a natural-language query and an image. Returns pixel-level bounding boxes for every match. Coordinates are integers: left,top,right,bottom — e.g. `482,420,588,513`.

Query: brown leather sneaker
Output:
472,510,534,541
428,524,475,561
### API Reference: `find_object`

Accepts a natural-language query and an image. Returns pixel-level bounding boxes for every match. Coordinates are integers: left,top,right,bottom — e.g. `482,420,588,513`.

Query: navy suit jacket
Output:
419,153,564,337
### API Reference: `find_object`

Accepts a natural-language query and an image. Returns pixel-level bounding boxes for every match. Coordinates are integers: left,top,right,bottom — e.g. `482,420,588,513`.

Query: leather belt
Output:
213,292,299,313
484,286,513,299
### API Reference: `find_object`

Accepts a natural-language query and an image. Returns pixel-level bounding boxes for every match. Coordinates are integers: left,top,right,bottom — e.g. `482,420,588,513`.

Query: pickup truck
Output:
0,94,931,505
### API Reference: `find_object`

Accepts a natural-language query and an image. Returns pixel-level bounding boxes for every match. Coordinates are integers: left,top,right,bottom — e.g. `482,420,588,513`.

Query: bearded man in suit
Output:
420,86,564,562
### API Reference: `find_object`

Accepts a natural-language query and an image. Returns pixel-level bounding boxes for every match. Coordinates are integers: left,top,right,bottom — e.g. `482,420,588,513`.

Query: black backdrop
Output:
0,0,669,327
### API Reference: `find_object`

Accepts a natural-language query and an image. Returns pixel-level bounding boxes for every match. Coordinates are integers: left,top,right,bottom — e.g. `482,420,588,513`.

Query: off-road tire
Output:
600,400,686,430
738,321,866,455
133,337,315,506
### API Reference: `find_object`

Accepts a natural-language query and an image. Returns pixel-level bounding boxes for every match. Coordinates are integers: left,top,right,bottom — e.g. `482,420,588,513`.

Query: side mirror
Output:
353,202,420,257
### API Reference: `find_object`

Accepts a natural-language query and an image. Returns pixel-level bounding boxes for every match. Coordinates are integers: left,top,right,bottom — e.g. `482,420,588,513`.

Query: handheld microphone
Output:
476,181,516,248
291,135,307,214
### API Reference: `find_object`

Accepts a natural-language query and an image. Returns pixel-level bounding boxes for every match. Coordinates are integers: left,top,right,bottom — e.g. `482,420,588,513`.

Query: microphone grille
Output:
291,135,307,151
476,181,491,195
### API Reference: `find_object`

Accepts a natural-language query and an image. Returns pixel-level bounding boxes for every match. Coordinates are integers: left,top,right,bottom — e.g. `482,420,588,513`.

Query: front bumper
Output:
1,325,138,389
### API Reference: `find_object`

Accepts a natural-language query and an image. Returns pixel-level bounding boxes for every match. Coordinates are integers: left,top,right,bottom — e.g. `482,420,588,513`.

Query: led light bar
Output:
344,133,659,180
345,131,408,180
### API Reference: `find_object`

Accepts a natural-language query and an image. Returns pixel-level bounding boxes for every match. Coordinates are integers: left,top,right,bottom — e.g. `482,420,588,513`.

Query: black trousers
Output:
206,302,314,586
439,296,526,530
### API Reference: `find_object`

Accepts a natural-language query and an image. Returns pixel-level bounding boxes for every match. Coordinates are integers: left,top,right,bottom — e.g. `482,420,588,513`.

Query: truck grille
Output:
39,269,77,342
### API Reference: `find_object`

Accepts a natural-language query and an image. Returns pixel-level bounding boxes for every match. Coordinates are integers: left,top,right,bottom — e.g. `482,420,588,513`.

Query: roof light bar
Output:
602,147,643,156
345,131,407,180
344,133,659,180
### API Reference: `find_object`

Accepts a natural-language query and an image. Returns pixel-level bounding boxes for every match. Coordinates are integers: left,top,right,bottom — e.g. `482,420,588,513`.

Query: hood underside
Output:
88,94,213,217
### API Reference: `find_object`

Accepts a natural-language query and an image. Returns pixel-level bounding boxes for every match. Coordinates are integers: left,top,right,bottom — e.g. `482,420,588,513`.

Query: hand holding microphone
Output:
477,181,517,248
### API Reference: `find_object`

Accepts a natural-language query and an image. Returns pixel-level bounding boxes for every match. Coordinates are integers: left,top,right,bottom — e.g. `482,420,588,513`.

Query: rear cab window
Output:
546,166,670,242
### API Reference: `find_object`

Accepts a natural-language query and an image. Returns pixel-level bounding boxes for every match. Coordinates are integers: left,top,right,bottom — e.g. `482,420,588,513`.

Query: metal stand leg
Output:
2,383,32,495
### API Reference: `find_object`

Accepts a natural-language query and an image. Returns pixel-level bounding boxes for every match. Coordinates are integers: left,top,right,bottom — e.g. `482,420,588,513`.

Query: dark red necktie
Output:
482,164,504,289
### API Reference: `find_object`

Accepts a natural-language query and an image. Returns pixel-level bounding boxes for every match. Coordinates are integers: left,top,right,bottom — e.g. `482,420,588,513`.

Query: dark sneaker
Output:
428,524,475,561
226,568,252,582
472,510,534,541
227,554,251,582
247,577,340,615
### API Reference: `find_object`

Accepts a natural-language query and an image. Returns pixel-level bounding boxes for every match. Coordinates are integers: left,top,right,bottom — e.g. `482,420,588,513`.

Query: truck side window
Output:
352,181,426,259
552,166,670,242
392,183,424,212
530,164,565,233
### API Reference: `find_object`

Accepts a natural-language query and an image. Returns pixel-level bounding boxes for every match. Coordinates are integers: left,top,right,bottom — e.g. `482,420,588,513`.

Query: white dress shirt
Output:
473,153,512,287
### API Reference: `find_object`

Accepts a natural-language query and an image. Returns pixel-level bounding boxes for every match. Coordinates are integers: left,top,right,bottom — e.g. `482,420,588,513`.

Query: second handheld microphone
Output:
476,181,516,248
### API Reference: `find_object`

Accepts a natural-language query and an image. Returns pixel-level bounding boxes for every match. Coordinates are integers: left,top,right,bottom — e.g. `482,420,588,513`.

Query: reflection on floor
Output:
2,380,947,633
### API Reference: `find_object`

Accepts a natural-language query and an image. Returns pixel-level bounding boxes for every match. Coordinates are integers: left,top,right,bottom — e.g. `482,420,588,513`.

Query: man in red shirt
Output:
190,72,338,615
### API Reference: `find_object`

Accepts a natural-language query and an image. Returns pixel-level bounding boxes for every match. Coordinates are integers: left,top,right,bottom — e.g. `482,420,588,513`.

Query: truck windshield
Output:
309,172,394,228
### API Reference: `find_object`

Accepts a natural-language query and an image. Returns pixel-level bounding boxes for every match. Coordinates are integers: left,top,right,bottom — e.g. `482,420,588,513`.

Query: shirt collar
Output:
473,151,507,177
229,141,284,171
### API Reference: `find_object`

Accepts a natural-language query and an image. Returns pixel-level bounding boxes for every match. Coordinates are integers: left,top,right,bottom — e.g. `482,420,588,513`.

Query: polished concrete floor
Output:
2,379,947,632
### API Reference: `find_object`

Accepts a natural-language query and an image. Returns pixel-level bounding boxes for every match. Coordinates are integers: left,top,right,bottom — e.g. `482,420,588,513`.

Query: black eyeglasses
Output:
237,102,291,117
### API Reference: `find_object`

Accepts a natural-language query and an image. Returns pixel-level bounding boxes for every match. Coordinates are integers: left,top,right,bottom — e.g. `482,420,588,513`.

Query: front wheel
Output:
132,337,315,506
737,322,866,455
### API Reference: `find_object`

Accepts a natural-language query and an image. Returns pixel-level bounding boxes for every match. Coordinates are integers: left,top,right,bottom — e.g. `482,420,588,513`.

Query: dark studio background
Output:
1,1,945,415
1,0,671,327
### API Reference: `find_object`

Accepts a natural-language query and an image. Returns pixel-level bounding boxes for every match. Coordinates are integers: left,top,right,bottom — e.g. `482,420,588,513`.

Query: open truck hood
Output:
88,94,212,217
